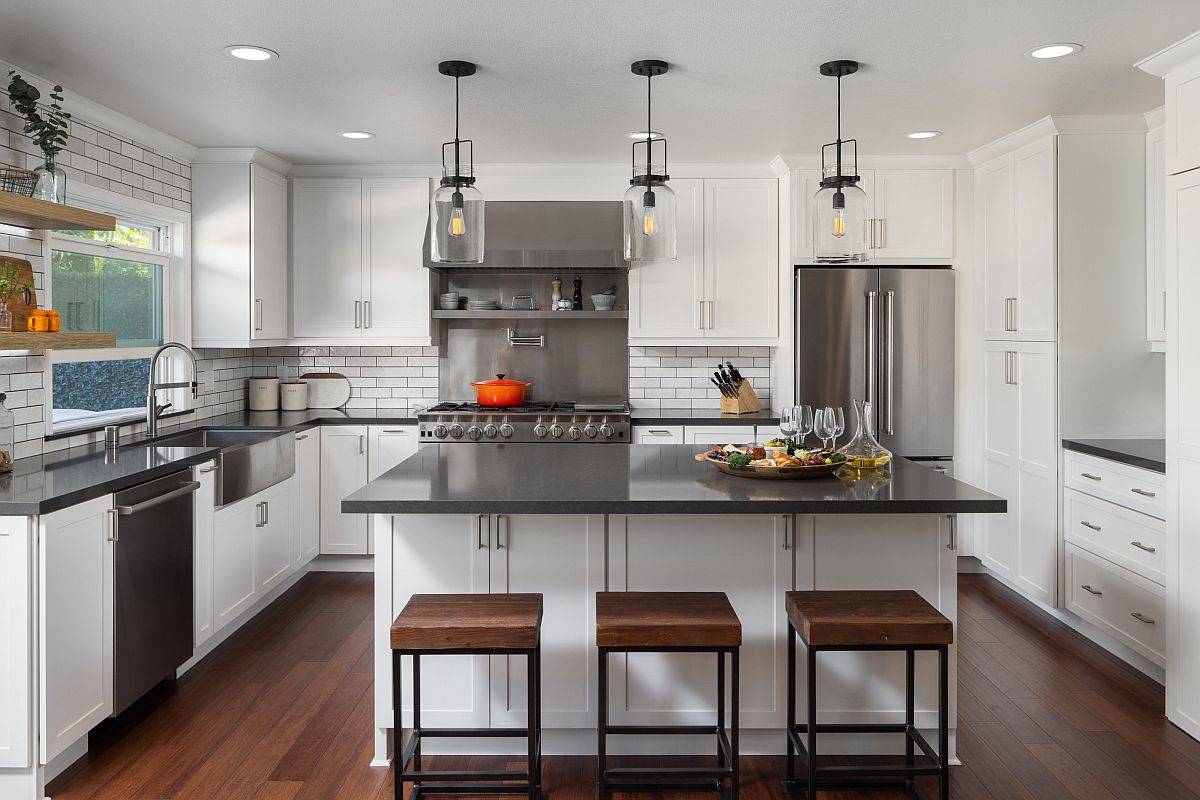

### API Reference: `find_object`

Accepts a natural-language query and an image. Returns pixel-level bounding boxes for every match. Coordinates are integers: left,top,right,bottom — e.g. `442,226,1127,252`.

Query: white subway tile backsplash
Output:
627,344,772,411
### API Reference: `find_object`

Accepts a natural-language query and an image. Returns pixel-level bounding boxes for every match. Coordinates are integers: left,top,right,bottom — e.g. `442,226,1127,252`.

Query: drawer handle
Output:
647,430,673,436
1080,521,1102,532
1130,541,1157,554
1131,488,1157,498
1080,473,1102,481
1131,612,1156,625
295,433,309,440
1080,584,1102,597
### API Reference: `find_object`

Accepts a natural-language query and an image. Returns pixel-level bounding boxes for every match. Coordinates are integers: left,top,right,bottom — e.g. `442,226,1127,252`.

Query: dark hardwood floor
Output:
46,571,1197,799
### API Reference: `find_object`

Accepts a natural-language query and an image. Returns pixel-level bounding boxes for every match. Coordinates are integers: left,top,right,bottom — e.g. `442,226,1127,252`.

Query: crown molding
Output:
192,147,292,175
966,114,1149,166
286,161,776,179
1144,106,1166,129
1136,30,1200,77
775,152,972,171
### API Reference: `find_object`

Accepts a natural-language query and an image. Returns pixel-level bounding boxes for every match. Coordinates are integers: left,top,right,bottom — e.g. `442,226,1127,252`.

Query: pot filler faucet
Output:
146,342,199,438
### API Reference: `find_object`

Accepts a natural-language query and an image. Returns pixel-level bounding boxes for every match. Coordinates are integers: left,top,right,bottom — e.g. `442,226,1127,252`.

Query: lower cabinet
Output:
38,495,114,764
212,495,260,633
254,479,294,596
295,430,321,566
368,425,419,480
683,425,759,445
321,426,369,554
193,461,218,650
1065,544,1165,666
632,425,683,444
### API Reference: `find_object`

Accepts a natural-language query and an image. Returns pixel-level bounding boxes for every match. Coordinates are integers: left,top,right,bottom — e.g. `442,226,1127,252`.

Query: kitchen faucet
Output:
146,342,199,438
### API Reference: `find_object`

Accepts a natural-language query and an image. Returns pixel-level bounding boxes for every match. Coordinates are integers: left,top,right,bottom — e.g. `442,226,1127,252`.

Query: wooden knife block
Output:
720,379,763,415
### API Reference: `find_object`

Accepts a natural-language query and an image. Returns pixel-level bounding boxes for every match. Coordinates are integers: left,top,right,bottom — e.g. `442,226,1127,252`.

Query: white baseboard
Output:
41,734,87,785
308,554,375,572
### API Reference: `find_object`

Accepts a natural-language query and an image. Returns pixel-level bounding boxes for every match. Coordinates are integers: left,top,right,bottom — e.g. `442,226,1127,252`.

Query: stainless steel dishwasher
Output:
111,468,199,715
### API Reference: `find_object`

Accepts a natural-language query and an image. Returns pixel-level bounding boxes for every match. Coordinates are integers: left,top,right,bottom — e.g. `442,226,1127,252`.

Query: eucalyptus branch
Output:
6,71,71,162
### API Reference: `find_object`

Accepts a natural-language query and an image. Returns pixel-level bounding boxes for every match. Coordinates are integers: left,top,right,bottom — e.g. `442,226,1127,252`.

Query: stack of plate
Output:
438,292,460,311
466,299,500,311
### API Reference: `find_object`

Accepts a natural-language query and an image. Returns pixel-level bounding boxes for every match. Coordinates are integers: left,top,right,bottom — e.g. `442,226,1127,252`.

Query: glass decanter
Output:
837,399,892,474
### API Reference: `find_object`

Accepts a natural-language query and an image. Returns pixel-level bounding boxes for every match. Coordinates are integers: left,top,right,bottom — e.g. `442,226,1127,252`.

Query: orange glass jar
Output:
26,309,49,333
45,309,60,332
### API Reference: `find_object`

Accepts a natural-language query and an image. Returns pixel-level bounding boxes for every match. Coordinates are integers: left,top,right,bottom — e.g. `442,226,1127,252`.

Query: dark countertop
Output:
630,408,780,426
1062,438,1166,474
0,409,418,516
341,444,1005,515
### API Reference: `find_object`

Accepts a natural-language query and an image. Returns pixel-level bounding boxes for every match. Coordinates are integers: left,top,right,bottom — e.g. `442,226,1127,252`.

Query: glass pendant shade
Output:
430,178,484,264
623,173,677,262
813,182,869,263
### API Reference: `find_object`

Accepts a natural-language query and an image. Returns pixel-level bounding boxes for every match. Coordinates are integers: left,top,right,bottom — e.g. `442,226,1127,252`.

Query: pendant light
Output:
623,60,677,262
813,60,869,263
430,60,484,264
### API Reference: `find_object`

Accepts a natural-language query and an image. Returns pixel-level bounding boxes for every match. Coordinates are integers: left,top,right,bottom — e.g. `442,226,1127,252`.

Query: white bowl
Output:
591,294,617,311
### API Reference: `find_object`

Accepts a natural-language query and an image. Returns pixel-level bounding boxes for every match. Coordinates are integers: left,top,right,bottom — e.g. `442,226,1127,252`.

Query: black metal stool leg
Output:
939,645,949,800
412,653,422,782
393,651,404,800
597,647,607,799
786,622,796,786
535,644,543,791
806,646,817,800
527,647,538,800
905,647,915,789
730,647,740,800
717,649,726,769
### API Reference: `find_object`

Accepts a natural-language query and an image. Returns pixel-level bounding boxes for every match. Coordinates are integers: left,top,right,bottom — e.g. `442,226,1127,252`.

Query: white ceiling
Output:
1,0,1196,165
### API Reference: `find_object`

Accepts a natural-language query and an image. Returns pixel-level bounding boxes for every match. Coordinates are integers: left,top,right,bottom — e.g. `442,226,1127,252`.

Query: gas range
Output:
417,401,631,443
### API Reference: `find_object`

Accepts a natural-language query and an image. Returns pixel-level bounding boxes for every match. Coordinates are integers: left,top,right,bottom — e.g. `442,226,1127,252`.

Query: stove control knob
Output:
467,425,483,441
448,423,464,439
583,423,599,439
599,423,615,439
567,425,583,441
549,423,564,439
483,423,499,439
433,424,449,439
533,423,549,439
499,423,515,439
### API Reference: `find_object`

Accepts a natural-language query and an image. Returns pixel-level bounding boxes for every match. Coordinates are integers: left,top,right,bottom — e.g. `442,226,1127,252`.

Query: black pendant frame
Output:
819,59,862,191
439,60,477,190
630,60,670,189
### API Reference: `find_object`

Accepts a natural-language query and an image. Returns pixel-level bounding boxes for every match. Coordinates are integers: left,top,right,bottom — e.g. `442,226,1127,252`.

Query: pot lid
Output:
472,373,531,387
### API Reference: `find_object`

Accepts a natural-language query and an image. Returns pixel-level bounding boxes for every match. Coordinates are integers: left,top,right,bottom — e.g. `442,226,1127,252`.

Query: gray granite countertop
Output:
341,444,1005,515
630,408,780,426
1062,438,1166,473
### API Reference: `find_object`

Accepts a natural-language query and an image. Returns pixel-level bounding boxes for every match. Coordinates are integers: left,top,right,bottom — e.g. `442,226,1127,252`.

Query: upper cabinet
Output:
292,177,432,341
792,168,955,262
1165,56,1200,175
628,177,777,340
192,150,290,347
1147,124,1168,347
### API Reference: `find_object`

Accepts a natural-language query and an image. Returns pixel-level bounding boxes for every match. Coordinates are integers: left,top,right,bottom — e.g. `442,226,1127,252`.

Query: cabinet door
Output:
1014,138,1057,341
1013,341,1057,604
1165,57,1200,175
0,517,31,769
606,514,792,728
628,178,704,338
683,425,758,445
250,164,288,340
320,426,369,554
255,479,295,595
362,178,432,339
980,342,1018,579
213,498,258,633
632,425,683,444
193,461,217,650
390,514,491,728
295,431,320,565
790,169,824,262
39,495,113,764
292,178,363,338
1147,128,1168,344
368,425,420,480
490,515,605,728
872,169,955,259
704,178,779,338
977,154,1018,340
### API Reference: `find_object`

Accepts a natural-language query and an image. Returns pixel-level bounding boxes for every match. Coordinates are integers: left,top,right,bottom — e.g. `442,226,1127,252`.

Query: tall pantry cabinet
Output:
1139,32,1200,742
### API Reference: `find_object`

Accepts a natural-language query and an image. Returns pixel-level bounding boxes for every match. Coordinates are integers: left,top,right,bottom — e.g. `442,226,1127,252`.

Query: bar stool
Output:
390,593,543,800
784,590,952,800
595,591,741,799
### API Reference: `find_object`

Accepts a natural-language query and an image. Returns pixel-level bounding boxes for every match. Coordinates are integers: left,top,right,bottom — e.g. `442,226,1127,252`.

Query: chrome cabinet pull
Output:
884,290,895,434
1080,521,1102,532
1131,612,1156,625
255,502,264,528
364,300,371,329
354,300,361,329
1080,584,1102,597
383,429,410,434
698,300,705,330
199,464,218,473
782,516,789,551
295,434,308,441
1080,473,1102,481
263,501,268,525
255,298,263,331
477,514,488,550
1131,488,1157,498
866,291,878,424
1010,351,1018,386
1130,541,1157,554
359,435,365,455
708,300,715,330
947,514,958,551
106,508,119,542
496,514,507,550
879,218,887,249
648,429,673,436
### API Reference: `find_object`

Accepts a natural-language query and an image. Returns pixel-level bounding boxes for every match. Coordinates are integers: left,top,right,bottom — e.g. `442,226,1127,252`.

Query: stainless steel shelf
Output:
432,310,628,319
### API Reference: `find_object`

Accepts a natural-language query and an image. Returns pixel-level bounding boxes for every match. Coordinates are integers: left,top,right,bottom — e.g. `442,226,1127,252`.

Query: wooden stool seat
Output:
785,590,952,647
596,591,742,648
390,593,543,651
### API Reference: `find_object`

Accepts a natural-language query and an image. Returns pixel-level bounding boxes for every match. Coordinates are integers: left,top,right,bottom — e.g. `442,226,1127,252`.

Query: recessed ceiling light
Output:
340,131,374,139
1027,43,1083,60
906,131,942,139
224,45,278,62
627,131,663,141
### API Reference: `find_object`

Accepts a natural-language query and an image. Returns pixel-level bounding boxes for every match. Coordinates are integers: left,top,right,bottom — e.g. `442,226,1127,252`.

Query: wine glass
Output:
828,406,846,450
780,407,798,441
796,405,814,448
814,407,835,451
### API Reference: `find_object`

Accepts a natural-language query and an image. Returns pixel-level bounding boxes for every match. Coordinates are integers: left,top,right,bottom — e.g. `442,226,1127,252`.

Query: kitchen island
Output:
342,444,1004,765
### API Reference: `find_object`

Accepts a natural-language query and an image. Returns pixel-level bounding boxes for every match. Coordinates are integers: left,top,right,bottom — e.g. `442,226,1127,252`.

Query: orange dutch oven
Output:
469,374,532,407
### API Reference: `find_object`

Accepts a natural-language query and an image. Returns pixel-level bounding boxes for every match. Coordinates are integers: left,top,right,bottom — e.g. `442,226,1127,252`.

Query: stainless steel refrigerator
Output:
794,266,954,470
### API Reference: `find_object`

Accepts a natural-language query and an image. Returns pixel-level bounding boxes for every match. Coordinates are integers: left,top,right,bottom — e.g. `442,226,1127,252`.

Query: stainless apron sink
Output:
137,427,296,507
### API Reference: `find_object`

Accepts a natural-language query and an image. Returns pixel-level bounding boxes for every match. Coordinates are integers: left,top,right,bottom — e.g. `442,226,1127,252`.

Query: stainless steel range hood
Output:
424,200,625,270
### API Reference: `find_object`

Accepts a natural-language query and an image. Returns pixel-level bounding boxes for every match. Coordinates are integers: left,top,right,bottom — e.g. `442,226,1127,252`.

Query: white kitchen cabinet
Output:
683,425,758,445
212,495,259,634
1147,125,1168,346
1065,544,1166,666
489,515,605,729
606,514,792,728
977,155,1018,340
320,425,369,554
192,153,289,346
193,461,218,650
870,169,955,259
368,425,420,480
0,517,31,770
295,430,321,565
1164,56,1200,175
38,495,114,764
292,177,431,341
632,425,683,444
253,478,295,596
629,178,777,340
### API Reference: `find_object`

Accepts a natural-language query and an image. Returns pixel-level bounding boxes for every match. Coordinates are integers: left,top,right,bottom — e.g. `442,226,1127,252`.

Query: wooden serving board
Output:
694,452,842,480
0,256,37,330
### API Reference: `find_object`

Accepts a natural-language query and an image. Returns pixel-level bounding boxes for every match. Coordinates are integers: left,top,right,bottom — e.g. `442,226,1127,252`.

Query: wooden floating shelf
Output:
432,309,628,320
0,192,116,231
0,331,116,350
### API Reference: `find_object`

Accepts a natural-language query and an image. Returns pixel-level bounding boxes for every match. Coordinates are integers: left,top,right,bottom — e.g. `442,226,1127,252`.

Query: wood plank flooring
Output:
46,571,1197,799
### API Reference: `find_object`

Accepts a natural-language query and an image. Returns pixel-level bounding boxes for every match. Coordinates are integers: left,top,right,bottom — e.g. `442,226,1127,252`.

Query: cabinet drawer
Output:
1063,489,1165,585
1065,544,1165,666
632,426,683,444
1063,451,1166,519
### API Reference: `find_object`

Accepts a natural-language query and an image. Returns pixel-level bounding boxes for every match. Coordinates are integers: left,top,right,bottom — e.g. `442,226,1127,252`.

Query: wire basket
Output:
0,164,38,197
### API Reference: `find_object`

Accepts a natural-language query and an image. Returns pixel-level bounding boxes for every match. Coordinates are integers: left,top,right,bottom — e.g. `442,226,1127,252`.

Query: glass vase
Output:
837,399,892,474
33,157,66,203
0,302,11,333
0,393,14,473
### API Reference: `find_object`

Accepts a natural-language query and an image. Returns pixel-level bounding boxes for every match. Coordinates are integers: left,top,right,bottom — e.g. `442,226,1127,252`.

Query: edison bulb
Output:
448,206,466,237
832,208,846,238
642,207,656,236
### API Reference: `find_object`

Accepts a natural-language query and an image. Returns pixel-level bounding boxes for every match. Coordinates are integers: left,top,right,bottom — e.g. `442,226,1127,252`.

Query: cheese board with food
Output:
695,443,847,479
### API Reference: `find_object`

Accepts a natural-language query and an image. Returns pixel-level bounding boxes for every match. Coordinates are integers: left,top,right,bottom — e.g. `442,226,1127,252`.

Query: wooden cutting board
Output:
0,256,37,330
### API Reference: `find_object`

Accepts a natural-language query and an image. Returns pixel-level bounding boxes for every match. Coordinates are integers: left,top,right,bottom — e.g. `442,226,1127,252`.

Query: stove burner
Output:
417,400,631,443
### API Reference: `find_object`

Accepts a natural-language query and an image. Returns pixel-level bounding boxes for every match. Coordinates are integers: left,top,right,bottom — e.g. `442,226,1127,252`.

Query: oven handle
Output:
116,481,201,516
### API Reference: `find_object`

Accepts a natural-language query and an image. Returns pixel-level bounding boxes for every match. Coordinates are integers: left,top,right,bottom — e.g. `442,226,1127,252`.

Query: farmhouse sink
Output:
138,427,295,506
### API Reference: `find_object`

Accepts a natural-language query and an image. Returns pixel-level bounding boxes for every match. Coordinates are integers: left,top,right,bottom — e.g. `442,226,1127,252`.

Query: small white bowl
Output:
591,294,617,311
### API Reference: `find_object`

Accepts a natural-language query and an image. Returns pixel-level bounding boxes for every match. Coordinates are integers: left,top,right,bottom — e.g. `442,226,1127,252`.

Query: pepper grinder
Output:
572,275,583,310
551,275,562,309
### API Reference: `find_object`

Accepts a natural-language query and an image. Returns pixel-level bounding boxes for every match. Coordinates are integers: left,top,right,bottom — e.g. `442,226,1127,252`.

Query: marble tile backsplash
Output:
629,345,771,410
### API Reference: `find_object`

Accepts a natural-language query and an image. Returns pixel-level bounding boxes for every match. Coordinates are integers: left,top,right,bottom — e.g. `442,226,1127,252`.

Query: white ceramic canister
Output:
280,381,309,411
247,377,280,411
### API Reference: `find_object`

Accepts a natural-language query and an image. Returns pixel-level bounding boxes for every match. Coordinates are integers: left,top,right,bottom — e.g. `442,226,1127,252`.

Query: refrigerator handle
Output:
866,290,878,434
884,290,895,435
